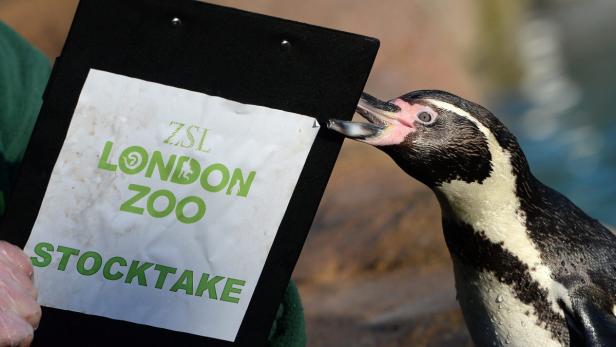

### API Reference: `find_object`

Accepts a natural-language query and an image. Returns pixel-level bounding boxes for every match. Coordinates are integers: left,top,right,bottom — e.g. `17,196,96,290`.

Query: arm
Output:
0,20,50,347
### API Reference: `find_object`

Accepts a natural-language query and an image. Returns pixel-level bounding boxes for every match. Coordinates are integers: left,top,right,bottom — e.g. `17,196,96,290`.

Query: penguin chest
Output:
453,260,568,347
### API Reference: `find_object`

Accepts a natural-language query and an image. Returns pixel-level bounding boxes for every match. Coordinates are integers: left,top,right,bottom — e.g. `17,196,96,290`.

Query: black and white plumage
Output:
328,91,616,347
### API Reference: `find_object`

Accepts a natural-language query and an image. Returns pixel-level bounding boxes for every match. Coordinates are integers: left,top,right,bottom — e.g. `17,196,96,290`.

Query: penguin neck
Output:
432,142,538,231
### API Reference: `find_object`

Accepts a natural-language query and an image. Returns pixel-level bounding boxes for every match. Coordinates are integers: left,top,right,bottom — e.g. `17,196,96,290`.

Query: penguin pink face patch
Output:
359,99,437,146
328,94,440,146
360,107,416,147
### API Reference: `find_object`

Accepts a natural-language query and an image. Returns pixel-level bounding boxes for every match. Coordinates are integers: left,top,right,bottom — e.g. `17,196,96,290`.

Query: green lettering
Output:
197,128,211,153
226,169,256,197
170,157,201,184
103,256,127,280
170,270,194,295
181,125,198,149
30,242,54,267
176,196,206,224
97,141,117,172
76,251,102,276
195,273,225,299
120,184,150,215
153,264,177,289
147,189,176,218
118,146,148,175
163,121,184,145
57,245,80,271
220,278,245,304
200,164,230,193
145,151,176,181
125,261,154,286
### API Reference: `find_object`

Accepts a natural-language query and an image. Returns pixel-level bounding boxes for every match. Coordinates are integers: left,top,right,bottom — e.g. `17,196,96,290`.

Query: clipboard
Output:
0,0,378,345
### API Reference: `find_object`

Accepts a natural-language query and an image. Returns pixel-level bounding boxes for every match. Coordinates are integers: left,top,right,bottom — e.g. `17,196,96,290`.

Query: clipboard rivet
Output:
280,39,291,52
171,17,182,27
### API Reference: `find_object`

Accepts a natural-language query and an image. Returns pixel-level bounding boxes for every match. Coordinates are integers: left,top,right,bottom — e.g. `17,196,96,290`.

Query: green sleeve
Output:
0,22,50,216
268,281,307,347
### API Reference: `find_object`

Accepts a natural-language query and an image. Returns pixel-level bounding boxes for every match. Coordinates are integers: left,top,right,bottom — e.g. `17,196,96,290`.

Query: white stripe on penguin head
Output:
426,98,572,314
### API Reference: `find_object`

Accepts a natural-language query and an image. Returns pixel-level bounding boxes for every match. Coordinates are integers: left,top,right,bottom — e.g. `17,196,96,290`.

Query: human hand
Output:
0,241,40,347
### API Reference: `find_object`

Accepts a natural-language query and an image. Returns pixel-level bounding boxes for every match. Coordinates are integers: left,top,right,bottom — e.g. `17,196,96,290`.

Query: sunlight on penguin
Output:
329,90,616,347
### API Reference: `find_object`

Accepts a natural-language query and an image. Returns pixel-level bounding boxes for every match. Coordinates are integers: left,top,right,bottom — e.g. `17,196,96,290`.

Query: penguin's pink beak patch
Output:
328,93,415,146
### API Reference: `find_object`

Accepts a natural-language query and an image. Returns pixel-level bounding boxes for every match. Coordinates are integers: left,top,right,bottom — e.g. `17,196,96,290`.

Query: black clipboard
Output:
0,0,378,345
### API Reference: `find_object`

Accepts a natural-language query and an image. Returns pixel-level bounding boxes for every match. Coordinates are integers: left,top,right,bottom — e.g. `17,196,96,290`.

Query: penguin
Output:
328,91,616,347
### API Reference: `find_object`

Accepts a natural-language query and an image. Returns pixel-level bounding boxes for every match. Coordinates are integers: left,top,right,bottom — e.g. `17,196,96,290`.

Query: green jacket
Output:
0,21,305,347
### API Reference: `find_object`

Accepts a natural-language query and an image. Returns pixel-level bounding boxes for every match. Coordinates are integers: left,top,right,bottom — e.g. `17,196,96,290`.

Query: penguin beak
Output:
327,93,403,144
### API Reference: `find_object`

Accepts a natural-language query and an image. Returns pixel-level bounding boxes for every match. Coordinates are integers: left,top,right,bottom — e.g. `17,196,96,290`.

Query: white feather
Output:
454,260,566,347
427,99,572,314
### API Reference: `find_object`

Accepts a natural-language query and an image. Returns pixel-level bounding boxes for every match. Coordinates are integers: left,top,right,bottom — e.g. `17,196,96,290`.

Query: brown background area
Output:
0,1,522,345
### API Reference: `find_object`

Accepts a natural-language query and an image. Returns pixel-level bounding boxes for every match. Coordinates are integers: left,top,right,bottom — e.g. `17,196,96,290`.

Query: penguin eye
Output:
417,112,433,124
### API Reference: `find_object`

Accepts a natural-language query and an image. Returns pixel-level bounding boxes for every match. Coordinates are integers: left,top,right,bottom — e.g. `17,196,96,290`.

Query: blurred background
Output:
2,0,615,345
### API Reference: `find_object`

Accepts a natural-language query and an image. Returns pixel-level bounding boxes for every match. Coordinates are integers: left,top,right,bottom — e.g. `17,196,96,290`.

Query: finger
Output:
0,310,34,347
0,242,33,278
0,278,41,328
0,262,37,300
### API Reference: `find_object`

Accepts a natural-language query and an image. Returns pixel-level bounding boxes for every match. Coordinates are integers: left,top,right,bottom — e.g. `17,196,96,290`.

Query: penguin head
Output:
328,90,527,188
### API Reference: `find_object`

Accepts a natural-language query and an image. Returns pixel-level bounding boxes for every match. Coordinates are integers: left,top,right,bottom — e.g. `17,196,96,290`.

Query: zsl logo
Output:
164,121,211,153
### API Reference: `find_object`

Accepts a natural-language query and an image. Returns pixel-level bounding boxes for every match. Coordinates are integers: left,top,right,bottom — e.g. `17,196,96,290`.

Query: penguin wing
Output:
563,296,616,346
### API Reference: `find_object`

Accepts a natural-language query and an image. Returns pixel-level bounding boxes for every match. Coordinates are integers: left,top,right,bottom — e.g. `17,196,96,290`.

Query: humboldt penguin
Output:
328,91,616,347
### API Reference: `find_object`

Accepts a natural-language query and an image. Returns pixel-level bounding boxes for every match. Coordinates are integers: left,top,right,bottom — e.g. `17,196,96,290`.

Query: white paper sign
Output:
24,69,319,341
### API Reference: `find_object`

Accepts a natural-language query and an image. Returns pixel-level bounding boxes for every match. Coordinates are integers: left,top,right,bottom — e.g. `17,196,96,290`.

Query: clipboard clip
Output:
280,39,291,52
171,17,182,27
